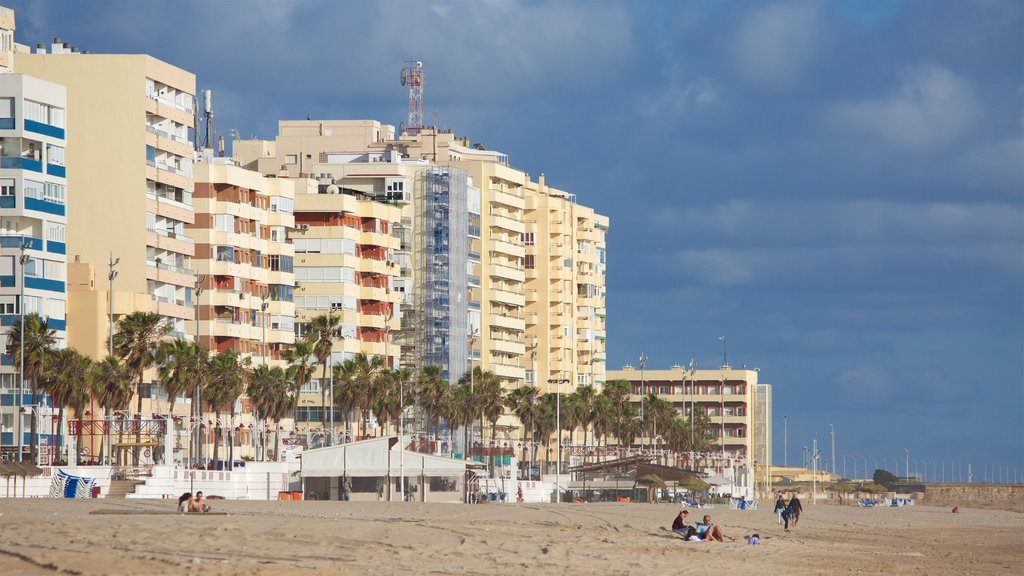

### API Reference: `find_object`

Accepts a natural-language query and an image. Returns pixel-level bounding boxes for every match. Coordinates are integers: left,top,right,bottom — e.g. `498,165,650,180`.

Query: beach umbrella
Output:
636,473,666,488
674,475,710,491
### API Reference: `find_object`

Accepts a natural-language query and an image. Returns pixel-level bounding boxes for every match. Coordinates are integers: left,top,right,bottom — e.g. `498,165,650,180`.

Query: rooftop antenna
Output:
399,60,423,135
203,89,214,150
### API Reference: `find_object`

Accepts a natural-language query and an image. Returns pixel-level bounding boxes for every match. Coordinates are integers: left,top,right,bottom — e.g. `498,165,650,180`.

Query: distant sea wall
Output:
922,484,1024,512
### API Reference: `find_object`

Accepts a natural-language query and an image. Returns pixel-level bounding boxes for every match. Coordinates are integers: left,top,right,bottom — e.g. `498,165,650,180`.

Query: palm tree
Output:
592,394,615,448
615,407,642,450
157,338,203,414
6,313,57,461
111,311,169,463
460,366,503,448
333,358,360,439
90,356,133,465
247,364,290,460
414,364,447,444
437,382,473,458
574,384,598,447
307,313,341,432
41,347,92,464
205,350,247,469
351,352,383,438
506,385,540,473
283,339,315,405
534,395,558,469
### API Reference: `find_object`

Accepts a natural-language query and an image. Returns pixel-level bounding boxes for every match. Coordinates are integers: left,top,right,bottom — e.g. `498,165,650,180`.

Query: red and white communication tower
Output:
400,60,424,135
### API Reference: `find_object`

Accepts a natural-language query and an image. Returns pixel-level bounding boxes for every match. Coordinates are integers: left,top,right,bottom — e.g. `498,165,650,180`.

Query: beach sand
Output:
0,499,1021,575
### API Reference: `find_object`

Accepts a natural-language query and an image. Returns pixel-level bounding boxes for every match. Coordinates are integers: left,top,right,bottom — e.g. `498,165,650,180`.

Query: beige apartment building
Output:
16,46,197,351
190,159,297,365
235,130,406,441
605,365,772,476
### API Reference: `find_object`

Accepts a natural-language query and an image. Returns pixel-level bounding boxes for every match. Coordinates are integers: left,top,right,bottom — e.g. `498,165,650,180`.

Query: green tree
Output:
574,384,598,446
307,314,341,432
506,385,540,468
5,313,57,461
247,364,291,461
41,347,92,464
112,311,170,462
206,350,247,469
414,364,447,443
157,338,204,414
90,356,133,465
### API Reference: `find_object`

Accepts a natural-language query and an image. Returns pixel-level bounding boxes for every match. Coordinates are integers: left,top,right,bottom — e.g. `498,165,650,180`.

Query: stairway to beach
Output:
105,480,145,499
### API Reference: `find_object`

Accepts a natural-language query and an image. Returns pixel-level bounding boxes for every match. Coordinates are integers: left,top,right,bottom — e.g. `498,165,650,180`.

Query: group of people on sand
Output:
670,493,806,543
773,494,802,531
177,491,212,513
671,510,726,542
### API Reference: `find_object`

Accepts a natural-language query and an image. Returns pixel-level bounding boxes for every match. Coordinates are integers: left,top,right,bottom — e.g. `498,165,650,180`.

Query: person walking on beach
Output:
788,495,803,526
774,495,786,525
341,475,352,501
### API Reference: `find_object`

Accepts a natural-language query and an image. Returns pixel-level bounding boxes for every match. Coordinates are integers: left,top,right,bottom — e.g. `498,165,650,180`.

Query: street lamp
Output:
107,252,119,466
829,424,835,477
638,353,647,452
17,241,30,462
193,275,205,467
783,416,788,467
548,377,569,503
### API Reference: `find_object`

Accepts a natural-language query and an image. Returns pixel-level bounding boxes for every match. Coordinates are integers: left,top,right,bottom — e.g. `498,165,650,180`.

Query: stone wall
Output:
922,484,1024,512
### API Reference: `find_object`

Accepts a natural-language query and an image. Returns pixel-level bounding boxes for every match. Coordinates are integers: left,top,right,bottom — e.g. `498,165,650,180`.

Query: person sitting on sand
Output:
671,510,692,535
747,533,760,545
178,492,193,513
189,491,211,513
695,514,725,542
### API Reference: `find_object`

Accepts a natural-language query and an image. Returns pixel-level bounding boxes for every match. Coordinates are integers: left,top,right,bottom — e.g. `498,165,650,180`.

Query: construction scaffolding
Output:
413,166,469,383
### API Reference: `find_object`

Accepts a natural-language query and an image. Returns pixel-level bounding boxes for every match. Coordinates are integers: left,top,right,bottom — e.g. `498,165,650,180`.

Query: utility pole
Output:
17,242,30,462
106,253,119,466
639,353,647,452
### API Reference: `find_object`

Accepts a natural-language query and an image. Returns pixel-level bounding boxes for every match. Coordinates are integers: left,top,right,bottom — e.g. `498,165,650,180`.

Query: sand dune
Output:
0,499,1020,575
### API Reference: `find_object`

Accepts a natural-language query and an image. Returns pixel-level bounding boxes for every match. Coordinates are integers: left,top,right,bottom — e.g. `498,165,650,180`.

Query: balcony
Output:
491,289,525,307
491,338,526,356
488,263,525,283
489,313,525,332
489,214,525,234
0,157,43,173
24,119,65,140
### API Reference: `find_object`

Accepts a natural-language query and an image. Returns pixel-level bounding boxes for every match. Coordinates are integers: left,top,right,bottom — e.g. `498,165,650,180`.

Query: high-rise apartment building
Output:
15,44,197,363
191,158,297,365
0,6,69,461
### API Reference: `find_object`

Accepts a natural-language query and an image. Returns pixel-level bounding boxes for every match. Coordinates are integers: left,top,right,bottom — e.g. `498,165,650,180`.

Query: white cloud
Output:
638,72,718,120
828,64,979,151
730,2,821,91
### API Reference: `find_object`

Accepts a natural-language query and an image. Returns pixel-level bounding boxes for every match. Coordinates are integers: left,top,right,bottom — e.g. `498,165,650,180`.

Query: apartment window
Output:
0,98,12,124
213,214,234,232
267,255,293,273
285,154,297,165
0,299,15,314
46,145,65,166
45,222,64,243
44,182,65,204
521,232,534,246
270,226,286,242
0,178,13,196
524,254,535,270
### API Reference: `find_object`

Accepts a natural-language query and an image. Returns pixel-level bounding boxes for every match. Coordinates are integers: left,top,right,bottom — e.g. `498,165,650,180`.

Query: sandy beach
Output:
0,499,1021,575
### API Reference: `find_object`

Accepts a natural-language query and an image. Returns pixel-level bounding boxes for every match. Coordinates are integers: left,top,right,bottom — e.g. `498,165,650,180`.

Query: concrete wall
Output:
922,484,1024,512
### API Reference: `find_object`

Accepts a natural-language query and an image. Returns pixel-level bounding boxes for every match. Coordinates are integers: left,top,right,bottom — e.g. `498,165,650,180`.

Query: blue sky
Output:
9,0,1022,477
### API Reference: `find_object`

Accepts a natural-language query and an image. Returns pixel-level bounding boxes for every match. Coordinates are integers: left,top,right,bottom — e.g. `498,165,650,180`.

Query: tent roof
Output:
300,436,476,477
0,462,44,477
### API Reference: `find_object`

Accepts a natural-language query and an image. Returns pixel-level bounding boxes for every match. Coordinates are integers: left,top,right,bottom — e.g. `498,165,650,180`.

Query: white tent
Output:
299,436,479,502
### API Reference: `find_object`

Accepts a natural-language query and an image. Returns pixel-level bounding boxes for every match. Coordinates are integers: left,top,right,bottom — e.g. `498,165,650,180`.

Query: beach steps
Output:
106,480,145,499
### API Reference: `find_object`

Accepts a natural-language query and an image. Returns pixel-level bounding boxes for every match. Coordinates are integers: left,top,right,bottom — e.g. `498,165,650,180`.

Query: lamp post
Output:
548,377,569,503
17,242,30,462
783,416,787,467
687,359,696,453
638,353,647,452
829,424,835,477
193,275,204,467
106,252,119,466
905,448,909,483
